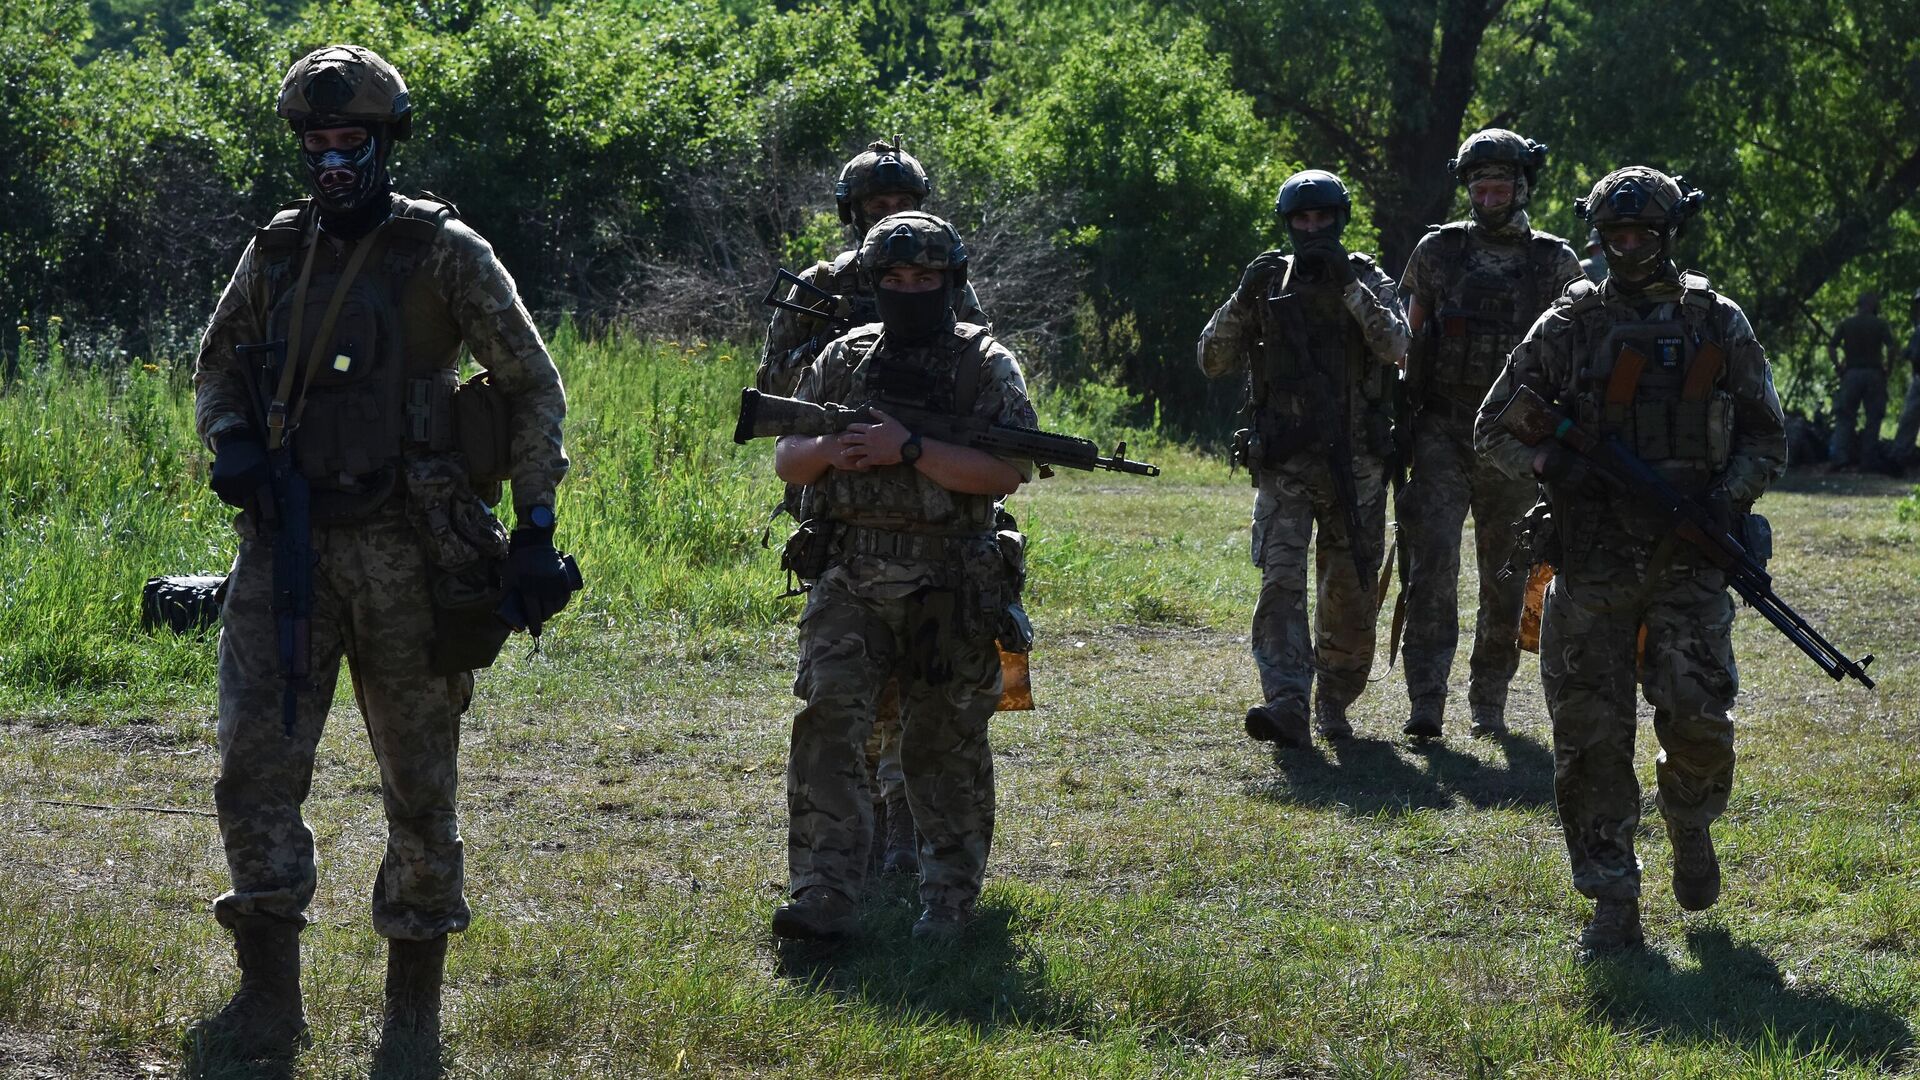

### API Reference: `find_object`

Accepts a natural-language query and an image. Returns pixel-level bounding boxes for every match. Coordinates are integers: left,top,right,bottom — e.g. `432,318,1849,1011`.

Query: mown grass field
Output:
2,326,1918,1078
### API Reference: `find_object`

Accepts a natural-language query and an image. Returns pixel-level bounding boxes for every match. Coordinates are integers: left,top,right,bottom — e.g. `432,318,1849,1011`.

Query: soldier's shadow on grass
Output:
773,897,1087,1034
1243,731,1555,816
1583,925,1913,1069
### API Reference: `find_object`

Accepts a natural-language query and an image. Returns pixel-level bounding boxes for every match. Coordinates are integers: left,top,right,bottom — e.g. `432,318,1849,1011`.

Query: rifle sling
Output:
287,228,384,439
266,215,321,451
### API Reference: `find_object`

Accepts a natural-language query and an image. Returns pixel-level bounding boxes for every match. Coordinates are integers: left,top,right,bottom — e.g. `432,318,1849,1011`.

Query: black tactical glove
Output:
1236,251,1288,299
209,432,270,509
503,508,577,631
1296,235,1356,284
1534,444,1606,497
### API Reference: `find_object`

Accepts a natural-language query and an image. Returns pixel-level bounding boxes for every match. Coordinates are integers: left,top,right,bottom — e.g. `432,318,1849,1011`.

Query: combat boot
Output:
911,902,974,945
771,886,857,941
1667,820,1722,911
1577,897,1645,956
1402,698,1443,740
186,916,309,1064
1313,694,1354,741
880,792,919,876
1245,704,1309,749
373,935,447,1078
1468,706,1508,739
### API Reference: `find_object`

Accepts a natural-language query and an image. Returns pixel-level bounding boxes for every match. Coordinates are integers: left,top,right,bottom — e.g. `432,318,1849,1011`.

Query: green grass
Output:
2,329,1918,1077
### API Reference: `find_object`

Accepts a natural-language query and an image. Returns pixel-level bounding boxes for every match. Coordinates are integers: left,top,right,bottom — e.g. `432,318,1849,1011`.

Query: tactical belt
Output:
835,523,990,563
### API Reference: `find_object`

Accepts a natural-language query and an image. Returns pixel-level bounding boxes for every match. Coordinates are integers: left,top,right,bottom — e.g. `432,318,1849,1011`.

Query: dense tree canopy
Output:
3,0,1915,427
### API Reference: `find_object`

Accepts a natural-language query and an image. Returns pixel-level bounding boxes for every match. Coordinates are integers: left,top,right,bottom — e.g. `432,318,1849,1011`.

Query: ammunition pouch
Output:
781,517,839,584
452,369,513,506
990,511,1031,653
404,454,513,674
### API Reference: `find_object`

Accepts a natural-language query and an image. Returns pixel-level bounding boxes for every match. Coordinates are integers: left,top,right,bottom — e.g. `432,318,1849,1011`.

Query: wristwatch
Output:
899,432,924,465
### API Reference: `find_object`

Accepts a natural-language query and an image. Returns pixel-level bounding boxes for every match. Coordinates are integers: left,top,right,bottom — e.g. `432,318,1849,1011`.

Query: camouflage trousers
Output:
789,568,1000,910
1541,548,1737,900
212,506,473,941
864,680,905,802
1828,367,1887,466
1249,453,1388,718
1397,415,1537,719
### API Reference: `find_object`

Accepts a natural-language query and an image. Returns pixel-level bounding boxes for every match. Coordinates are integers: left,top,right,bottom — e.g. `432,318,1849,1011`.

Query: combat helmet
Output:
1575,166,1705,232
1449,128,1547,188
1576,166,1706,278
857,211,968,286
836,137,932,231
1275,168,1352,247
277,45,413,139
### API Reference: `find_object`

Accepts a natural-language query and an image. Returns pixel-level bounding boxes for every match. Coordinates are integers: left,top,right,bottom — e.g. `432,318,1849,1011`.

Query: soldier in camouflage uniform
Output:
190,46,573,1065
760,139,990,878
1890,287,1920,466
1579,229,1608,284
1199,170,1410,747
757,138,988,396
1475,167,1786,953
771,212,1034,943
1825,291,1900,469
1397,129,1581,739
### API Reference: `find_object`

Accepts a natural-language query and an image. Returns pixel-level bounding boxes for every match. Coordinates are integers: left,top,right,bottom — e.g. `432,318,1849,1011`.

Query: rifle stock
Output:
1494,384,1875,688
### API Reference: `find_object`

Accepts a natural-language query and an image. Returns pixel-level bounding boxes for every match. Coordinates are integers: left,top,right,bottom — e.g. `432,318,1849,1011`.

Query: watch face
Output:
901,437,922,463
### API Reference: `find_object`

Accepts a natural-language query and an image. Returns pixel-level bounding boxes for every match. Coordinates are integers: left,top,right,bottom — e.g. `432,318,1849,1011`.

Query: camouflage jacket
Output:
194,194,568,509
1197,250,1409,382
1401,213,1581,415
794,321,1035,593
1475,268,1787,548
758,247,988,396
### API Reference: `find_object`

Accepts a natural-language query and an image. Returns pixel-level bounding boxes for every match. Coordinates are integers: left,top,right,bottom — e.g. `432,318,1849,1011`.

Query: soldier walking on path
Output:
758,139,990,878
1199,170,1410,748
769,213,1034,944
189,46,574,1070
1396,129,1580,739
1825,291,1900,469
1475,167,1786,954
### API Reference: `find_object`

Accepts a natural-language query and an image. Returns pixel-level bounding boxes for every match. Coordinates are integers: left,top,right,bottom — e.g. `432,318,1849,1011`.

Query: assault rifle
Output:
1265,273,1374,583
762,268,872,372
236,337,314,737
734,388,1161,477
1494,384,1875,688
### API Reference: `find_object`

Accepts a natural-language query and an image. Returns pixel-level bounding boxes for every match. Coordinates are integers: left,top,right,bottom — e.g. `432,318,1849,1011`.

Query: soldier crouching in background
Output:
1199,169,1409,748
189,45,574,1070
770,212,1034,945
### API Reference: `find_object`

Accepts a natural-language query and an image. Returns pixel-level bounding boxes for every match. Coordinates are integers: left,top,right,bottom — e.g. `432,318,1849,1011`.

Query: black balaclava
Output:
875,281,954,344
302,126,393,238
